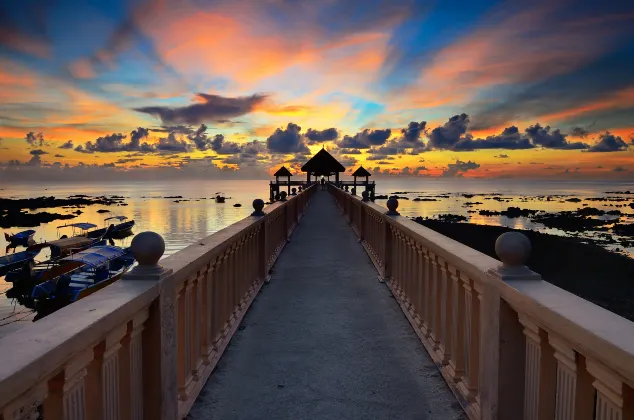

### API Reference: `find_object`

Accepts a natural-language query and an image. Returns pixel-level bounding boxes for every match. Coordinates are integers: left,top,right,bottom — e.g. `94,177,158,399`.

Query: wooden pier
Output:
0,184,633,420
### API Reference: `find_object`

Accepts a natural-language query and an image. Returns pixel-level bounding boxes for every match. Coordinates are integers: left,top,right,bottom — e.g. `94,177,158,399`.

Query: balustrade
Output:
327,183,634,420
0,184,316,420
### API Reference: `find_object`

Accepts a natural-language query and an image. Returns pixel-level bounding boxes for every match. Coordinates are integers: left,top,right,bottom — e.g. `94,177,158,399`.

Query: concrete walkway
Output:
189,191,465,420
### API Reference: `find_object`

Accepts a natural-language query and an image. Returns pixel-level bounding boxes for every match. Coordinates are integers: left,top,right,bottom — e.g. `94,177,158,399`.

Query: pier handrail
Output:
329,184,634,420
0,183,316,420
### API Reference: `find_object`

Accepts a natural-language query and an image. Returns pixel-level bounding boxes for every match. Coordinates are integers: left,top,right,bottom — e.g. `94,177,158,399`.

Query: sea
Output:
2,178,634,337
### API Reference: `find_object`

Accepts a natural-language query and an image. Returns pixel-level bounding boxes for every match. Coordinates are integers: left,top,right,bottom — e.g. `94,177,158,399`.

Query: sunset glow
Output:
1,0,633,181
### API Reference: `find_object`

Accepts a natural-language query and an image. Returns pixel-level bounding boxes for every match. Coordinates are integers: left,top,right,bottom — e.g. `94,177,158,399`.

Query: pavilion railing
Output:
329,183,634,420
0,184,316,420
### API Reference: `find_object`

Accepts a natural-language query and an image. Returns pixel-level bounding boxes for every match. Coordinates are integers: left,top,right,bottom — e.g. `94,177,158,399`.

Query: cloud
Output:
571,127,590,138
74,145,92,154
54,154,64,158
494,154,509,158
25,132,45,147
427,114,470,150
210,133,242,155
305,128,339,144
156,132,191,153
416,166,428,171
339,148,362,154
338,128,391,149
29,149,48,156
401,121,427,143
266,123,309,154
524,124,588,150
135,93,268,125
613,166,628,172
587,132,629,152
455,126,535,151
58,140,74,149
441,159,480,177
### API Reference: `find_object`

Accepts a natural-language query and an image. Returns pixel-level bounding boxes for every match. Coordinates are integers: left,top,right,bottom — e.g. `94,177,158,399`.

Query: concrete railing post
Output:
382,197,399,282
122,232,176,420
251,199,268,283
480,232,542,420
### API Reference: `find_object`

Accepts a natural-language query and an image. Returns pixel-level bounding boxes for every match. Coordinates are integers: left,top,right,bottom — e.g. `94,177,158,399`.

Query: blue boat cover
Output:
104,216,128,221
13,230,36,240
0,249,39,266
60,245,125,267
58,222,97,230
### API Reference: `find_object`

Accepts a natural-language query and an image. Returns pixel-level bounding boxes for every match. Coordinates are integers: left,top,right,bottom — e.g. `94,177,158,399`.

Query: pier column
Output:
481,232,542,420
123,232,176,420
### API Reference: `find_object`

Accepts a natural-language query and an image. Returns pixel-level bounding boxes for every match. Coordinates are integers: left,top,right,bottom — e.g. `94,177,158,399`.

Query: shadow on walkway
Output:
189,190,465,420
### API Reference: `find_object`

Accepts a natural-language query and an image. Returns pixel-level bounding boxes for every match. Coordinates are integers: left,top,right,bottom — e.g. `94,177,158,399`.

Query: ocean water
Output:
1,178,634,336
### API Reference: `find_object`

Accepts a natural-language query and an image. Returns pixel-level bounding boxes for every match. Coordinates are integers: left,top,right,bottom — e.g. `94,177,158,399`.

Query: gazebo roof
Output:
273,166,293,177
351,166,372,177
301,149,345,174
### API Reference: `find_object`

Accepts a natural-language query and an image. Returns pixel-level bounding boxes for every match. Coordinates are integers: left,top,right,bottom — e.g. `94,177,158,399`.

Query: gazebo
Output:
274,166,293,195
351,166,371,195
301,148,346,184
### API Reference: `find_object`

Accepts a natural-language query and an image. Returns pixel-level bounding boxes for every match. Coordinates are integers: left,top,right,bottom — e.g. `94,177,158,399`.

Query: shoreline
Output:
416,219,634,322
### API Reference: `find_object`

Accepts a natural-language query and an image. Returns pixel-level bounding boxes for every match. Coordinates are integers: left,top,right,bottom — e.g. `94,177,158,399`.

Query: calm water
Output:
1,178,634,336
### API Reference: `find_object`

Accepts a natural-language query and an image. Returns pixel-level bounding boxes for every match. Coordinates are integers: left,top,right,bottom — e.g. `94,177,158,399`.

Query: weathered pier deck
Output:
0,183,633,420
189,190,463,419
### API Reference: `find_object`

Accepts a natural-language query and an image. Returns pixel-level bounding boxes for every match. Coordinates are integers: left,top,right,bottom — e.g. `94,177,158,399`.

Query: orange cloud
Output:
389,4,622,110
68,58,97,79
539,86,634,123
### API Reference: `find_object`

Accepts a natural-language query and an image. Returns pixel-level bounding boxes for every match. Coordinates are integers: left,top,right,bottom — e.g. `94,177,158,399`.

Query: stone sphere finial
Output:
495,232,531,267
131,231,165,266
351,187,356,195
361,191,369,201
280,191,288,201
291,187,297,195
252,198,265,216
386,196,400,215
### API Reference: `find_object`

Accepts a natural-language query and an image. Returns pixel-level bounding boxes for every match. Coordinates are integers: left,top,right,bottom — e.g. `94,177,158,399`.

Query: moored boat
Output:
215,192,226,203
3,229,36,246
0,249,40,277
31,245,134,318
86,216,135,239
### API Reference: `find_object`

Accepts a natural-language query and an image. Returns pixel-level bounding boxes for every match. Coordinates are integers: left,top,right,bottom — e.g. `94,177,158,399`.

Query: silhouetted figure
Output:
320,178,326,191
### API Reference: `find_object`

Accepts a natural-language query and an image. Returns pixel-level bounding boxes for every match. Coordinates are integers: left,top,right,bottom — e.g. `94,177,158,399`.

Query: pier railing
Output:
0,184,316,420
329,184,634,420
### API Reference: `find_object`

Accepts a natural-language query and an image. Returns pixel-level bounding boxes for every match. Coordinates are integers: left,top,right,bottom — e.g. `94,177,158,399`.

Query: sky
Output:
1,0,634,181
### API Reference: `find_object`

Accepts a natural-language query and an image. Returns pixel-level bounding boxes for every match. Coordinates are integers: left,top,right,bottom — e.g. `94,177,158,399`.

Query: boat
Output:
25,223,112,260
4,229,36,245
0,248,41,277
85,216,135,239
55,222,99,239
215,192,226,203
31,245,135,317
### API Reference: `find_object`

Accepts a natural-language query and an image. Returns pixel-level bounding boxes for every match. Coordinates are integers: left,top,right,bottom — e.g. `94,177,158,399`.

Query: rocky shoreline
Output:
415,219,634,322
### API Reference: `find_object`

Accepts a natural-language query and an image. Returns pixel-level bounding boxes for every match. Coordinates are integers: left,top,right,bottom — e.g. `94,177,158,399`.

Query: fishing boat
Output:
85,216,135,239
0,248,40,277
24,224,113,260
215,192,226,203
3,229,36,245
31,245,134,317
55,222,99,239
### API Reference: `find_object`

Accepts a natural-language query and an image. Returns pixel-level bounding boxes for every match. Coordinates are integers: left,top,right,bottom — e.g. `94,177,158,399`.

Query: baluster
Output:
430,251,441,350
176,280,188,400
63,348,93,420
102,324,127,420
3,382,47,420
437,256,451,364
548,335,584,420
404,237,412,309
413,243,424,327
519,314,556,420
422,249,432,338
586,360,633,420
191,269,203,381
458,274,480,402
129,309,149,420
448,266,465,382
203,258,218,360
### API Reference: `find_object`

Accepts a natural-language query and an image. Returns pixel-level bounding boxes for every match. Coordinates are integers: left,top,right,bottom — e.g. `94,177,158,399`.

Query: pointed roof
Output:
301,148,345,174
352,166,372,177
273,166,293,177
